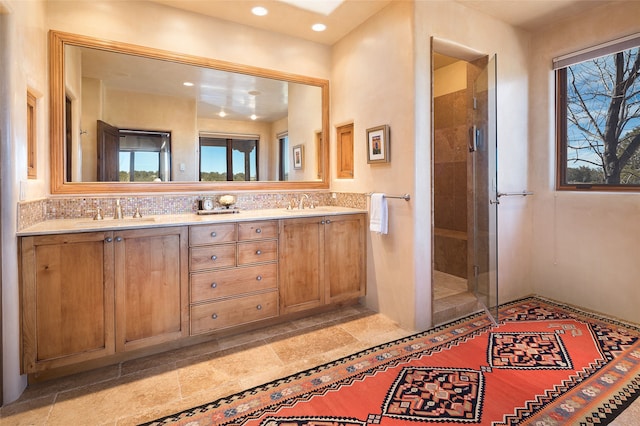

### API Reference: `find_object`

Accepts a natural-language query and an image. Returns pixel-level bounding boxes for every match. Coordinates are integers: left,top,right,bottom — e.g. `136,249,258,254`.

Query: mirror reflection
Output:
63,42,325,186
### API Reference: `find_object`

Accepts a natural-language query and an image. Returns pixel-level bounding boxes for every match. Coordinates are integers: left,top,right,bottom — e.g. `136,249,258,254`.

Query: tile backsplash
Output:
17,191,367,231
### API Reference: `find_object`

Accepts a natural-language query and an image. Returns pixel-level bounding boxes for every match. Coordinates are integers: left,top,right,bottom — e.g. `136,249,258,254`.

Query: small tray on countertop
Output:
197,208,241,215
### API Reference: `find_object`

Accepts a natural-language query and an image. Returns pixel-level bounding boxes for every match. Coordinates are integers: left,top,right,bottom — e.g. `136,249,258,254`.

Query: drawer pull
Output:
256,228,262,234
256,275,262,281
105,237,113,243
256,249,262,255
211,255,218,261
256,304,262,310
211,282,217,289
211,313,218,320
210,231,217,238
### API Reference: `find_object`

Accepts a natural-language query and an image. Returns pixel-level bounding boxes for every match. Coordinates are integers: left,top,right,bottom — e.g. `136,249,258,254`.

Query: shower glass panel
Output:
471,55,498,322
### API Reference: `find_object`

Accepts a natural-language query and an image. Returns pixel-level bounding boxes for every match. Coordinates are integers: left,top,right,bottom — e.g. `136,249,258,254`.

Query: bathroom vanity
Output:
18,208,366,380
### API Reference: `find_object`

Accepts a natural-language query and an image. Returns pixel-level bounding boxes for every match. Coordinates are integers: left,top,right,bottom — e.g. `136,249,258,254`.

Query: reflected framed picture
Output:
293,144,303,169
367,125,390,163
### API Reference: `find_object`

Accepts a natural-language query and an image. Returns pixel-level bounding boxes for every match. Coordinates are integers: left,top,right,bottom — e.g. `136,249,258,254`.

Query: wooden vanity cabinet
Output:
279,213,366,314
21,232,115,373
20,212,364,377
20,227,188,374
189,220,279,335
115,227,189,352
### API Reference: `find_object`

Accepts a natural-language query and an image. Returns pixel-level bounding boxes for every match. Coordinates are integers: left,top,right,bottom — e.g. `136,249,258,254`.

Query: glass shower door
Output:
471,55,498,323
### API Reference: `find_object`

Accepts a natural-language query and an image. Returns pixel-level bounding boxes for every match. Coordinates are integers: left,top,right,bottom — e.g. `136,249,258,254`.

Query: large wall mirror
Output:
50,30,330,194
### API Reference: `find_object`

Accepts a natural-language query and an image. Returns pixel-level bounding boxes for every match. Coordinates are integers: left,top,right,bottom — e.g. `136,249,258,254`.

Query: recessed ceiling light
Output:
252,6,268,16
218,111,227,118
312,23,327,32
183,81,194,87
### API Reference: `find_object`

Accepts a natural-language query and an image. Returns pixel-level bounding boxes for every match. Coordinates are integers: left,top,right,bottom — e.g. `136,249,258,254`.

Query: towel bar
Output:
366,193,410,201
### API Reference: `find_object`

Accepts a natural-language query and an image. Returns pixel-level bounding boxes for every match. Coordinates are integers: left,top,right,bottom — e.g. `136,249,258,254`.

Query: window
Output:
200,136,258,181
118,130,171,182
27,90,37,179
556,35,640,190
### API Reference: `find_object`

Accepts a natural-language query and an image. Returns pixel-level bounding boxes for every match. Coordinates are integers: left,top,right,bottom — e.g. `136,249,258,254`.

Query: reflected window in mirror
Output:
199,135,259,181
118,130,171,182
278,132,289,181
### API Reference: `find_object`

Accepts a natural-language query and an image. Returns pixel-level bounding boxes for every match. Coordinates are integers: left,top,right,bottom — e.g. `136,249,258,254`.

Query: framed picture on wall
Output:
366,125,390,163
293,145,303,169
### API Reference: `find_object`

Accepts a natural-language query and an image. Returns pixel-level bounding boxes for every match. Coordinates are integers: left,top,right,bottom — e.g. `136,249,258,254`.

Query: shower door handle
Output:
468,125,478,152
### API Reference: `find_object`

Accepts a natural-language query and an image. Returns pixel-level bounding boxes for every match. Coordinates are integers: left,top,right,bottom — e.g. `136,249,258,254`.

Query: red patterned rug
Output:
143,297,640,425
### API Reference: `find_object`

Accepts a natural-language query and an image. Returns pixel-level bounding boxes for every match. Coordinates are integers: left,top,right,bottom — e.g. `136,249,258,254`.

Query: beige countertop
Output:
18,206,367,236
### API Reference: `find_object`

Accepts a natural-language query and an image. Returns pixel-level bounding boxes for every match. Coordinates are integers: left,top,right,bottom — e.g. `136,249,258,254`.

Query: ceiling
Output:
147,0,619,45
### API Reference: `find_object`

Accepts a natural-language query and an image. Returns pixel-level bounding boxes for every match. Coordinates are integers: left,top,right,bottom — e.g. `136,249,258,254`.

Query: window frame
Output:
555,37,640,192
199,136,259,182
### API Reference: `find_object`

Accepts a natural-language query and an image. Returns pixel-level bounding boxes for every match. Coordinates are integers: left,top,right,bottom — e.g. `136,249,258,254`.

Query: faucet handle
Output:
133,207,142,218
93,207,104,221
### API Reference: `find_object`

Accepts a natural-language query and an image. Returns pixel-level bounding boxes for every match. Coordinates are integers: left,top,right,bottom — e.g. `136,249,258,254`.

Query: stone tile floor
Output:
3,302,640,425
1,305,412,425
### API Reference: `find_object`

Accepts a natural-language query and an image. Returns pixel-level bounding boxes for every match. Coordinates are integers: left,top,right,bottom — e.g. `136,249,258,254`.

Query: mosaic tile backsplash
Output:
18,192,367,231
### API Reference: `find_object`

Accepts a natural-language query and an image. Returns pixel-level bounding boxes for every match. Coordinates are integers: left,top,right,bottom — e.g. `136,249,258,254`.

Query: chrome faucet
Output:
114,199,123,219
299,193,310,209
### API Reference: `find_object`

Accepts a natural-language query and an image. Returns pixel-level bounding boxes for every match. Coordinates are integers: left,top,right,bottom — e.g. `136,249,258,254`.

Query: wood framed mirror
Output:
49,30,330,194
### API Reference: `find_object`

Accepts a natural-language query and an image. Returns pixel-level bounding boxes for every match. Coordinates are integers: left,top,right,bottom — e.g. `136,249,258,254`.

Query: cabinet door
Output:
278,217,324,314
324,214,366,303
21,232,115,374
114,227,188,352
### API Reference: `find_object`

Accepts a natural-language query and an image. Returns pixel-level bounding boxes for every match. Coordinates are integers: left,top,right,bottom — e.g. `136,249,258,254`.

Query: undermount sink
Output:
283,206,331,213
74,217,156,227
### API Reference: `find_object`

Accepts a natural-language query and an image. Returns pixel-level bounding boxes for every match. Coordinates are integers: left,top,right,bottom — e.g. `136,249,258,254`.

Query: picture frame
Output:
293,144,303,169
366,125,390,163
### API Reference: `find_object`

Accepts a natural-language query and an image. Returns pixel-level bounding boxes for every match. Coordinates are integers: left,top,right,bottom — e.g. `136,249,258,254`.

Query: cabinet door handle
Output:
211,313,218,320
210,231,217,238
115,236,123,242
255,249,262,255
210,282,217,288
255,228,262,234
256,304,262,310
325,219,331,224
256,275,262,281
105,237,113,243
320,220,325,225
211,255,218,261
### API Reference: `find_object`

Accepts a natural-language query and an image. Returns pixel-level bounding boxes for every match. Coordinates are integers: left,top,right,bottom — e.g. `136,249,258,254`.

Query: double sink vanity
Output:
18,206,366,380
18,28,360,381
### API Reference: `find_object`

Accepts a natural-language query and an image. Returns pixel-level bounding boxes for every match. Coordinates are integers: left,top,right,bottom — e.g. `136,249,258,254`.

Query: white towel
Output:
369,193,388,234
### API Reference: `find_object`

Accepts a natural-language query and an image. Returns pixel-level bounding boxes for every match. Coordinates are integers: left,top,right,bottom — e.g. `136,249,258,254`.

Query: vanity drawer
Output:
189,223,237,246
190,263,277,303
237,240,277,265
238,221,277,241
189,244,236,270
190,291,278,335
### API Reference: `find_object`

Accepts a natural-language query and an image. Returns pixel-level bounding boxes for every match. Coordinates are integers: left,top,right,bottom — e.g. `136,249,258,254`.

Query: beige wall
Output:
330,0,532,330
104,89,197,181
332,1,417,329
1,0,48,404
288,83,322,181
529,1,640,323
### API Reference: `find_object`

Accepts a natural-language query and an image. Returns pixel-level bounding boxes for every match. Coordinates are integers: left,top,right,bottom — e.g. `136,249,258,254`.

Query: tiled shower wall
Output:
17,191,367,231
433,88,468,279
